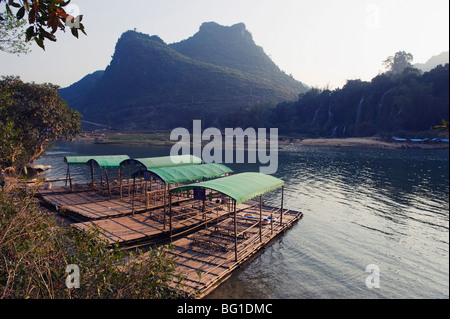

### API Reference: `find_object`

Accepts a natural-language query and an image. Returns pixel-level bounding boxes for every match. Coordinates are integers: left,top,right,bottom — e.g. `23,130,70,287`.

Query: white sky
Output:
0,0,449,89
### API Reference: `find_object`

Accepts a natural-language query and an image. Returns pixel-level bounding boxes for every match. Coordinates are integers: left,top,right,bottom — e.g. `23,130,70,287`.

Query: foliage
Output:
0,76,81,173
0,10,31,54
383,51,414,75
0,0,86,50
264,63,449,137
0,188,183,299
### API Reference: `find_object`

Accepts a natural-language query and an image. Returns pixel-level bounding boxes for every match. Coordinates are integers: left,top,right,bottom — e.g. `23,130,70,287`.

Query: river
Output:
35,142,449,299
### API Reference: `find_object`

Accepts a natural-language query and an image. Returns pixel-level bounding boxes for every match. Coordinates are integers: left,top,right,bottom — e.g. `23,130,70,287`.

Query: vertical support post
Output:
132,176,136,215
271,210,273,235
119,167,123,198
169,191,173,240
90,164,95,191
259,195,262,243
127,166,131,198
145,180,148,210
280,185,284,225
105,169,111,198
66,166,73,192
65,166,69,186
68,167,73,192
234,200,238,262
163,183,167,214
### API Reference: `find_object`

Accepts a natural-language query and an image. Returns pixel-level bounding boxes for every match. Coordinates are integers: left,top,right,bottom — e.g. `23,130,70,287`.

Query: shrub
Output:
0,189,183,299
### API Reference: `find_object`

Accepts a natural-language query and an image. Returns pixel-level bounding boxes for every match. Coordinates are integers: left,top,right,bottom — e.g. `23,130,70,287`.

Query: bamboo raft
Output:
33,155,304,298
161,206,303,298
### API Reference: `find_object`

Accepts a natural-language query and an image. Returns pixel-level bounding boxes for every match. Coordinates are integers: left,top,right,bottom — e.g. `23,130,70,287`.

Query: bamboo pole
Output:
132,176,136,215
105,168,111,198
127,166,131,198
281,186,284,225
169,191,173,240
90,164,95,191
234,199,238,262
145,180,148,209
66,166,73,192
259,195,262,243
119,167,123,198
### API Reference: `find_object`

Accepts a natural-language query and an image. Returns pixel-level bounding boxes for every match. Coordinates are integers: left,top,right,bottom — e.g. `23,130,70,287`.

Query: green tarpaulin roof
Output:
85,155,131,168
171,172,284,205
120,155,203,169
132,163,234,185
64,155,104,166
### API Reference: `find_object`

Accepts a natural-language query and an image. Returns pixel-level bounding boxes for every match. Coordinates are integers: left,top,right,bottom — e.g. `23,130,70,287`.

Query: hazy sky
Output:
1,0,449,89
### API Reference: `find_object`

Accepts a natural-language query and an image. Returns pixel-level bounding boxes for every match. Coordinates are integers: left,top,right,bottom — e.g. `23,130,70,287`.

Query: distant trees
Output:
0,10,30,54
263,63,449,137
0,76,81,174
383,51,414,75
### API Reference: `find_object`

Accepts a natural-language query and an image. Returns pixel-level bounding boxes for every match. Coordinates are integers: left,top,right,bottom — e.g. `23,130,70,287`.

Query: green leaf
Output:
35,36,45,50
28,8,36,24
79,23,87,35
9,2,21,8
16,7,25,20
71,28,79,38
25,26,34,42
43,31,57,42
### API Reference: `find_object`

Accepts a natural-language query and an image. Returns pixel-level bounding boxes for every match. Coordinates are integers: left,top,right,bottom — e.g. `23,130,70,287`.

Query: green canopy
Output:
120,155,203,169
171,172,284,205
64,155,98,166
86,155,131,168
132,163,234,185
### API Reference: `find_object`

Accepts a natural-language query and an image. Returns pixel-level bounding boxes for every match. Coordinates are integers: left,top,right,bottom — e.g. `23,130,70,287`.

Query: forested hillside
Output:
263,64,449,137
59,24,307,130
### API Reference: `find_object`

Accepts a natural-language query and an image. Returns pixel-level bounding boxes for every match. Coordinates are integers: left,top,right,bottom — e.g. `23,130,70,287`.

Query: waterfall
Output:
378,88,394,110
355,96,364,125
332,126,338,136
328,102,334,123
342,126,346,136
312,106,321,125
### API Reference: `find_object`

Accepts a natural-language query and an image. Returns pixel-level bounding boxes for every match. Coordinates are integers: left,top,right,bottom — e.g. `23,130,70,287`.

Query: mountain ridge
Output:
414,51,449,72
60,23,308,130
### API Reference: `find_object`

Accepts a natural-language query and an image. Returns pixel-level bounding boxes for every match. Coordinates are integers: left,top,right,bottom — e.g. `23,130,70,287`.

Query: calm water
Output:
35,142,449,299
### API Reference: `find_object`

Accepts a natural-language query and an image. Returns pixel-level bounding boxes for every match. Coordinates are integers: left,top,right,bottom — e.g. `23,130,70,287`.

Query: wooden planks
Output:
164,208,303,298
71,200,232,246
40,189,183,221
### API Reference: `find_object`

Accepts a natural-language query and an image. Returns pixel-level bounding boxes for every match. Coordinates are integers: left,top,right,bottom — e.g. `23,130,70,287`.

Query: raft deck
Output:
162,206,303,298
39,184,182,221
71,201,258,247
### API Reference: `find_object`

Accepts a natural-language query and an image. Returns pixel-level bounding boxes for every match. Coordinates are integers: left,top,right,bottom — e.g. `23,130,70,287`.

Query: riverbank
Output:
71,132,449,150
293,137,449,149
